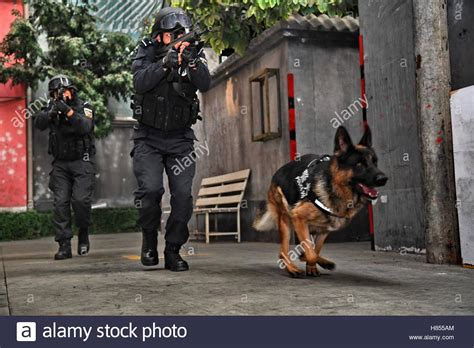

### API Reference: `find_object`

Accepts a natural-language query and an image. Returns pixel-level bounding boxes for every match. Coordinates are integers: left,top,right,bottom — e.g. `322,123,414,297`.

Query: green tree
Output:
0,0,135,138
170,0,357,55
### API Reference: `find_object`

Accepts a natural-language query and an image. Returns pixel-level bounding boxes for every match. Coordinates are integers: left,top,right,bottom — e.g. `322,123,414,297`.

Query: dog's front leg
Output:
292,216,319,277
314,233,336,270
278,216,305,277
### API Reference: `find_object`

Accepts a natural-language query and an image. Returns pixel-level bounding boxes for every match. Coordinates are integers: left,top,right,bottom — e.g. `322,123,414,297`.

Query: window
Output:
249,68,282,141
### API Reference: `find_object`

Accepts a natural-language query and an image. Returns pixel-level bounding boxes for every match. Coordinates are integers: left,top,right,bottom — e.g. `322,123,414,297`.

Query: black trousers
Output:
49,159,95,242
131,126,196,246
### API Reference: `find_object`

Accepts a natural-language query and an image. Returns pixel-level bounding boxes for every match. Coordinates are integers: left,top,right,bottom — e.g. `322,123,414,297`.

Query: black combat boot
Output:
141,229,158,266
54,239,72,260
164,242,189,272
78,228,90,256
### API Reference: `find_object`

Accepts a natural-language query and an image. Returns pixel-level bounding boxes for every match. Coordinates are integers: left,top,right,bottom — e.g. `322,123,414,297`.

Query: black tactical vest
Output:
48,101,95,161
132,45,200,131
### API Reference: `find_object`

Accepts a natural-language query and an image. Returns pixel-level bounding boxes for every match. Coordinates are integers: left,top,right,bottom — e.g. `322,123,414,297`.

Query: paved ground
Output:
0,247,10,315
0,232,472,315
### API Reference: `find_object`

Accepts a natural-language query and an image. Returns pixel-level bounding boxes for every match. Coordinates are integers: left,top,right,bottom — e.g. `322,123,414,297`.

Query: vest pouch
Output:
154,96,166,129
141,94,157,127
48,132,57,157
132,94,144,122
54,137,81,161
172,105,191,129
75,139,85,160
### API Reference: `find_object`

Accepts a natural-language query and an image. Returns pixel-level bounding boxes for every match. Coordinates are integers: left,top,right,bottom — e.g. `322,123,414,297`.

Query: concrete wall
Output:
447,0,474,90
359,0,426,252
290,33,361,155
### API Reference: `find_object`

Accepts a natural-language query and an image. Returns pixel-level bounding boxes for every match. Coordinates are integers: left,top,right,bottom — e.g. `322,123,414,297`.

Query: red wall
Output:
0,0,27,209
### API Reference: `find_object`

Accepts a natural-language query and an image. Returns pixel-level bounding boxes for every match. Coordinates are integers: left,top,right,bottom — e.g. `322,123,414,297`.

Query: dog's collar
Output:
306,190,344,218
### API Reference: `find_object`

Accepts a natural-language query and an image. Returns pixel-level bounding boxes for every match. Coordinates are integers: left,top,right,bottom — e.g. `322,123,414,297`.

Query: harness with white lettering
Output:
295,155,343,218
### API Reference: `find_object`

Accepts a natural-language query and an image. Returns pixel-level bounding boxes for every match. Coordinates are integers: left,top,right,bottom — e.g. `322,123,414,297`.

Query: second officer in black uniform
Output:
131,7,211,271
35,75,95,260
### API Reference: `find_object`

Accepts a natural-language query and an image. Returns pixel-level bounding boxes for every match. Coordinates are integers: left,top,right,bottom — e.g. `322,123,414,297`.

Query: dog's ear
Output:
334,126,354,154
359,125,372,147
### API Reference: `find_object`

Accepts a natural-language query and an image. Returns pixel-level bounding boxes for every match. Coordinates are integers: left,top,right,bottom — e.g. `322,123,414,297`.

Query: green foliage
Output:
0,0,136,138
0,210,53,240
169,0,357,55
0,208,139,241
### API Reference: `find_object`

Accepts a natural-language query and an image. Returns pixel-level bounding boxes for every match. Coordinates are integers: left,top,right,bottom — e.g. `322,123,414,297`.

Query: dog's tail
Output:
253,205,277,231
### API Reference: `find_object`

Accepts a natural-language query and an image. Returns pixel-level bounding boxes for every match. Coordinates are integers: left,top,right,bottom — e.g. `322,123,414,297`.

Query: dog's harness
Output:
295,155,344,218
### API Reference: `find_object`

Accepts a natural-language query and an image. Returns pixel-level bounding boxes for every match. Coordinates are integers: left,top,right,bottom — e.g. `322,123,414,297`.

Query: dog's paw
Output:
286,264,305,278
289,270,305,278
306,264,320,277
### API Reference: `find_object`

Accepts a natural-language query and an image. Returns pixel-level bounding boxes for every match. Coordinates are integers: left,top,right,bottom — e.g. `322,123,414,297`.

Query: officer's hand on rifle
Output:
54,99,73,117
163,47,179,70
181,45,199,68
48,102,59,121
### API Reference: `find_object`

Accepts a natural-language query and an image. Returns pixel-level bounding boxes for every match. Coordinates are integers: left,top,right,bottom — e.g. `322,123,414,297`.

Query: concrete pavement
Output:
0,232,473,315
0,247,10,315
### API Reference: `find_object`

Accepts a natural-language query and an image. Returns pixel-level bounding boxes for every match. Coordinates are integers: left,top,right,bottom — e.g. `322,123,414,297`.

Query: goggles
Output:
159,12,192,30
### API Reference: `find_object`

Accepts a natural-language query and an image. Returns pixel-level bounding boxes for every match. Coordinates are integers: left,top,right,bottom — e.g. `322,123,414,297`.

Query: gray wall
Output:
359,0,426,251
93,124,135,208
447,0,474,90
290,34,362,155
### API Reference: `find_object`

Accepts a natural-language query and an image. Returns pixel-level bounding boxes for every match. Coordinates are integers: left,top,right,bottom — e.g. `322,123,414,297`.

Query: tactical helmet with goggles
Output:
151,7,192,38
48,74,77,92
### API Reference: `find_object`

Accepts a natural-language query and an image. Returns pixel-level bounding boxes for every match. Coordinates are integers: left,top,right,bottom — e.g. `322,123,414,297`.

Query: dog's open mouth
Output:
357,183,378,200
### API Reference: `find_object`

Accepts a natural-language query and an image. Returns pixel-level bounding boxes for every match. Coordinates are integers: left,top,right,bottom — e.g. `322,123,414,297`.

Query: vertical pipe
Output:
287,73,296,161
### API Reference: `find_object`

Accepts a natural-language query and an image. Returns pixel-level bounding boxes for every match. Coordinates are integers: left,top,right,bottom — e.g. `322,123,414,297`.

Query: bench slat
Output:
194,231,239,236
195,194,242,207
197,182,247,197
194,207,239,213
201,169,250,186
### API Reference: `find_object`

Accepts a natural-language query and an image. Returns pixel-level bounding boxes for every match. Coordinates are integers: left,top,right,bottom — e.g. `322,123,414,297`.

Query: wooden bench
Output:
193,169,250,243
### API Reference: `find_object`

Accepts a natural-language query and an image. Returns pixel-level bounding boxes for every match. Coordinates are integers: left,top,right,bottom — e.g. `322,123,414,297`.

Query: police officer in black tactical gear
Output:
131,6,211,271
34,74,95,260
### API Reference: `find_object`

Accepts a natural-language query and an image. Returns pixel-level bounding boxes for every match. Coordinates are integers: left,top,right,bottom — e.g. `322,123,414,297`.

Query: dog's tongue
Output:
358,183,378,199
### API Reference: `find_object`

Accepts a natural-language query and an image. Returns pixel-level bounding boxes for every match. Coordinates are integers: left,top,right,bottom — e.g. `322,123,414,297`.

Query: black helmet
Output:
151,7,192,37
48,74,77,91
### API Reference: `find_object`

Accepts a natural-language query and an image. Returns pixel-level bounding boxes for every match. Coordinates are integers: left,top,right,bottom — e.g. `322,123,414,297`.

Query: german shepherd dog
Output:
253,126,387,277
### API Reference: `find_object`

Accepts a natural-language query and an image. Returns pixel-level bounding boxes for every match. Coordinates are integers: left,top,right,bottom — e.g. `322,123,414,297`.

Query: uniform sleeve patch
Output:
84,108,93,119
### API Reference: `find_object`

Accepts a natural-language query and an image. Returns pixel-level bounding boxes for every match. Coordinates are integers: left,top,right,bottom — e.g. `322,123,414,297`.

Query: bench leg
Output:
195,213,199,238
237,210,241,243
205,212,210,244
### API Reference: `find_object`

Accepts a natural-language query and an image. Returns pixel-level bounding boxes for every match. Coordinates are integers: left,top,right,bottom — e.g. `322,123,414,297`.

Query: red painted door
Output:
0,0,27,209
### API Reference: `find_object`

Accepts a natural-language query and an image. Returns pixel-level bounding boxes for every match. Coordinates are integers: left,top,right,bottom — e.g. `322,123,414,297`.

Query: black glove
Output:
54,99,72,115
47,108,58,122
181,46,199,66
163,48,179,69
